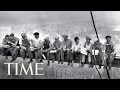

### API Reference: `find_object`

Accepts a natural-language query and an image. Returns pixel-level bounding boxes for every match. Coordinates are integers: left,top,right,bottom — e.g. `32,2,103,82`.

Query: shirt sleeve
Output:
19,38,22,45
71,43,74,50
39,40,42,47
69,40,72,49
103,42,106,53
14,37,19,45
53,42,55,49
111,42,115,52
30,39,34,47
2,38,6,45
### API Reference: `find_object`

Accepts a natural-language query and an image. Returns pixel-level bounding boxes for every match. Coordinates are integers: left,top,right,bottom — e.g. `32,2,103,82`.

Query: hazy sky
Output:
1,11,120,55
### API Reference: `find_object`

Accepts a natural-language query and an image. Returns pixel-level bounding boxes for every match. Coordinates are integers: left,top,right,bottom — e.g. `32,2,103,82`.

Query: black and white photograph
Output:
0,11,120,79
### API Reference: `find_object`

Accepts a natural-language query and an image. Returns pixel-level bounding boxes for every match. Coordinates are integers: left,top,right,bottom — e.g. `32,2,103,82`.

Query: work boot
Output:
68,61,70,65
28,59,33,63
47,61,50,66
58,60,60,64
98,65,101,69
108,64,112,70
81,62,84,68
52,60,54,63
23,58,26,61
10,59,15,62
88,63,91,68
61,60,63,65
103,66,106,69
5,56,8,60
71,61,73,67
39,60,43,63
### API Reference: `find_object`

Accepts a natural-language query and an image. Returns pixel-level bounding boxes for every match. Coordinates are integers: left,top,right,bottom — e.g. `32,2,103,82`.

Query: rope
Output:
90,11,111,79
93,49,102,79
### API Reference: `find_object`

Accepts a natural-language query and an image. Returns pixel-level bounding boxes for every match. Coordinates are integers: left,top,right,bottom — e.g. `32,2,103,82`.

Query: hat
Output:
44,37,49,40
33,32,39,35
10,33,14,36
105,35,111,39
54,36,59,40
86,36,91,40
21,33,26,36
62,34,68,37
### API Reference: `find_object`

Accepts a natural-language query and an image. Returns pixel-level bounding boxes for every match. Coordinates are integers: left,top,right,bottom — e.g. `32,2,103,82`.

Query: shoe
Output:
91,65,94,68
98,65,101,69
68,62,70,65
61,61,63,65
108,66,111,70
47,61,50,66
71,62,73,67
89,64,91,68
58,61,60,64
82,63,84,68
39,60,43,63
103,66,106,69
5,56,8,60
52,60,54,63
10,59,15,62
28,60,33,63
23,58,26,60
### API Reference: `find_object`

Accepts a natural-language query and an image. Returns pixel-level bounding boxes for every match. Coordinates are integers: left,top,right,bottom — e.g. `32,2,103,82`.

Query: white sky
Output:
0,11,120,55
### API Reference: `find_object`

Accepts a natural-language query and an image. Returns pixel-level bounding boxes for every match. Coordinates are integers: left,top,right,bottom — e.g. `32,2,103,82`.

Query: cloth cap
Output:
21,33,26,36
33,32,39,35
10,33,14,36
105,35,111,39
62,34,68,37
86,36,91,40
54,36,59,39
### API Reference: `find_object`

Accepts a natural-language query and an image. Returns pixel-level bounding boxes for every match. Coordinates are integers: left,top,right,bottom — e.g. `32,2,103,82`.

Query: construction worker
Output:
8,33,20,62
71,37,81,67
91,40,103,69
19,33,31,61
52,36,64,64
103,35,115,70
2,35,11,59
84,36,92,68
62,34,73,65
42,37,52,66
30,32,43,63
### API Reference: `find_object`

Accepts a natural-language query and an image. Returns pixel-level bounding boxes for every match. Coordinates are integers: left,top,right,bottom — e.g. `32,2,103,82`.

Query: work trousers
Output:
30,49,42,61
63,50,73,62
20,47,31,60
9,47,19,61
105,53,114,67
52,50,64,61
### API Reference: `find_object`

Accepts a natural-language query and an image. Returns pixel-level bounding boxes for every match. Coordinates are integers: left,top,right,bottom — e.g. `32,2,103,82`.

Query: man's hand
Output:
21,46,26,50
86,50,90,53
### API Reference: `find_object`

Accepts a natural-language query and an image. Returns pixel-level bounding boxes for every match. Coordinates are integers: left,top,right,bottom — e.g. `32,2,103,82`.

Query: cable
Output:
90,11,111,79
93,49,102,79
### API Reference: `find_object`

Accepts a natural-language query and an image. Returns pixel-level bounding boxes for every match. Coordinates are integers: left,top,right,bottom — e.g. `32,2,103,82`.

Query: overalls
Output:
105,43,114,68
20,39,30,60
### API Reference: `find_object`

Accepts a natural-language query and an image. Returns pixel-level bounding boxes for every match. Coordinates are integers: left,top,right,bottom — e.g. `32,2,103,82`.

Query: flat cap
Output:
105,35,111,39
21,33,26,36
62,34,68,37
44,37,49,40
10,33,14,36
54,36,59,39
86,36,91,40
33,32,39,35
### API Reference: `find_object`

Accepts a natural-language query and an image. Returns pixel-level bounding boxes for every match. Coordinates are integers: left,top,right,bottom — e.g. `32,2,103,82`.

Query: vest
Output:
105,44,114,54
54,40,62,49
43,40,50,50
22,39,30,47
85,42,91,50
